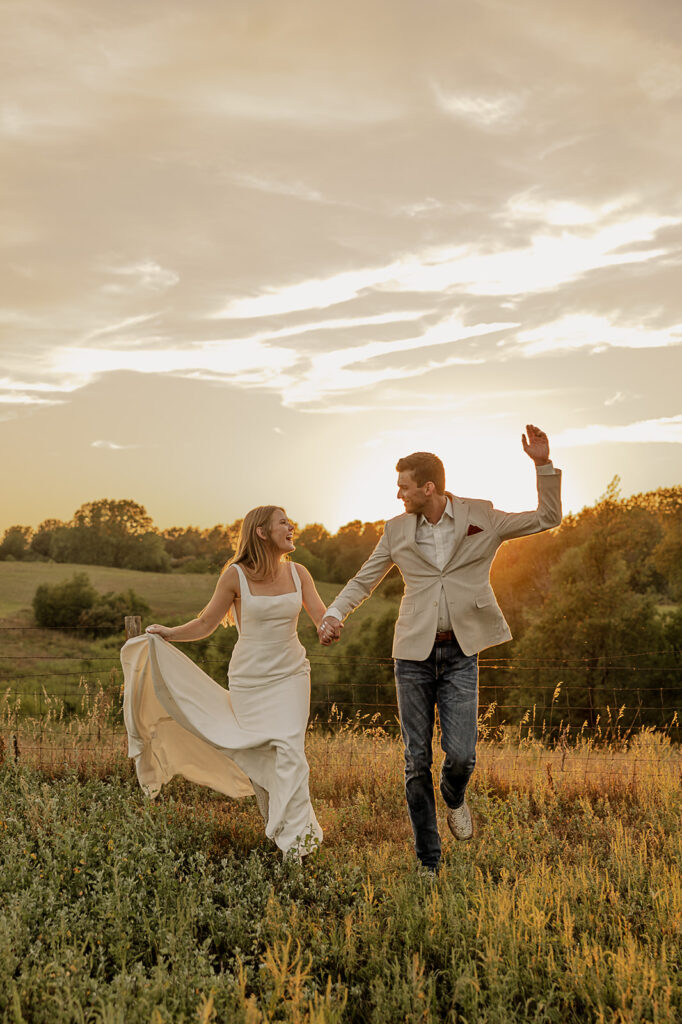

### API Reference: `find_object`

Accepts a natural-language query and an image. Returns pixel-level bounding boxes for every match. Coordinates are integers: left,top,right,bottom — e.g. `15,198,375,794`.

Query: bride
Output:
121,505,329,859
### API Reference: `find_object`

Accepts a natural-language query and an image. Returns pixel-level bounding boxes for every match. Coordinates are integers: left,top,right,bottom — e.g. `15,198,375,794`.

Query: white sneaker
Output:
446,800,474,841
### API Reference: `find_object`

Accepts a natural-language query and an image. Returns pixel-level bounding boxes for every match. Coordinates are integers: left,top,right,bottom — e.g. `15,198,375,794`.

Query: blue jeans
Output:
394,639,478,868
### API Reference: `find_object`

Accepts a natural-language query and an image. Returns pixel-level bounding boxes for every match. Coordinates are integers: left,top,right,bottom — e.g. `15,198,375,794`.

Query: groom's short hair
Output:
396,452,445,494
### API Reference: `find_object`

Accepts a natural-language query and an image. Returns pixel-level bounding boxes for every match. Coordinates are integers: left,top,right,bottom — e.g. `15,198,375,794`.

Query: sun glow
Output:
328,421,549,531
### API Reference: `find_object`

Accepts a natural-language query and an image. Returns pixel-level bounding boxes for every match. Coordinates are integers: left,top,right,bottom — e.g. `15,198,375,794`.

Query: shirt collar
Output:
418,495,454,528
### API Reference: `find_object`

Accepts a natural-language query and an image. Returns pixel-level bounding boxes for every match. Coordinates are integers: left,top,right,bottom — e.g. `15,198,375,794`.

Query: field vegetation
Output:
1,722,680,1023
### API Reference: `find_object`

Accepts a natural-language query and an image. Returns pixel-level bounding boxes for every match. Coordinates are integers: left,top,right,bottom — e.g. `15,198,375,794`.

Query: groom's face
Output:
397,470,430,515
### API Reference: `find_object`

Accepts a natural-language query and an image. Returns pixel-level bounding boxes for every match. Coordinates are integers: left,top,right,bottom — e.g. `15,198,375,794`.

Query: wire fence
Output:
1,625,681,786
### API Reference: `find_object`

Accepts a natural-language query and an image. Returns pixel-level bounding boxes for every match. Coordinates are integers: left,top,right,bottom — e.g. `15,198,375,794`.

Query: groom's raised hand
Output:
521,424,550,466
318,616,343,646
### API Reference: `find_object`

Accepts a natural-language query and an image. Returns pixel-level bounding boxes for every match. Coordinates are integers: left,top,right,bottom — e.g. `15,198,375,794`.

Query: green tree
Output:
123,533,171,573
654,515,682,600
323,520,386,583
0,525,32,561
160,522,237,573
47,499,170,571
30,519,65,559
295,524,332,580
513,534,661,730
70,499,153,567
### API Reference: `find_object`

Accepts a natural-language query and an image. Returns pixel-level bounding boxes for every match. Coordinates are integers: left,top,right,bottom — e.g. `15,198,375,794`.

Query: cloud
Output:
515,314,682,355
102,262,179,293
0,377,82,394
212,211,678,322
0,393,63,406
553,415,682,447
638,63,682,102
232,173,328,204
213,264,401,320
0,376,82,410
504,192,630,227
196,82,403,127
91,439,141,450
208,309,425,341
85,312,163,341
2,308,512,416
0,100,84,140
280,316,515,405
431,84,527,127
53,337,297,385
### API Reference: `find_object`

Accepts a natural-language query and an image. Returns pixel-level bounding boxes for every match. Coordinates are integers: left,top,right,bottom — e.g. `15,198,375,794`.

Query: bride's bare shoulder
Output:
218,564,240,591
291,562,312,583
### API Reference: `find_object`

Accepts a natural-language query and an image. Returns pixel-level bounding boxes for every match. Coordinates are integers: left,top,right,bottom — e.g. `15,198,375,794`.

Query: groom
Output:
318,425,562,871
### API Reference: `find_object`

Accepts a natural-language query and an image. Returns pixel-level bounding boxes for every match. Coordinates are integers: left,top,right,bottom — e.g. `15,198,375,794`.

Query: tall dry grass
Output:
2,688,681,1022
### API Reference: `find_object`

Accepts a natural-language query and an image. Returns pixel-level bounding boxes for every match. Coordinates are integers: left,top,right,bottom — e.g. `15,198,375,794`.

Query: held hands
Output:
521,424,550,466
318,616,343,646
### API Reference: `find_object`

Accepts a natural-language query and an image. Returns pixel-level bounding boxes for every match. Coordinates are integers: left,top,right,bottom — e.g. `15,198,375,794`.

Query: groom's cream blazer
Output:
329,467,562,659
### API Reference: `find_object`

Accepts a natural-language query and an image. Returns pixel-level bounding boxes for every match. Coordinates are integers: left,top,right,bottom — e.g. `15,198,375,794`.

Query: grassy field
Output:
0,561,398,626
0,562,396,708
0,561,219,621
1,726,681,1023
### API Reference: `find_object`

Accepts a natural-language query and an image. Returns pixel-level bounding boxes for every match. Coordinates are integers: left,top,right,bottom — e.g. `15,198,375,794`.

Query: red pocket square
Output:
466,524,483,536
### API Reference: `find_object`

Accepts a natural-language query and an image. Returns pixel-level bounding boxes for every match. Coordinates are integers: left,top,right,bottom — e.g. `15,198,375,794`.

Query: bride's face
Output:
267,508,295,554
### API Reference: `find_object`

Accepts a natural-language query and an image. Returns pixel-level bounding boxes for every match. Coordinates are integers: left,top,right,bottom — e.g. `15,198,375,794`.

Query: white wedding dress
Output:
121,562,322,856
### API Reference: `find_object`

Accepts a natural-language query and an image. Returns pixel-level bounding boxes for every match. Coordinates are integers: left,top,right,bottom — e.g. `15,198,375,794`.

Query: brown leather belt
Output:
434,630,456,644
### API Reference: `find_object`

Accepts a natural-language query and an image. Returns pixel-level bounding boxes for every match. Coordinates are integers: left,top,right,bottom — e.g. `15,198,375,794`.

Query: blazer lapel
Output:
443,494,470,567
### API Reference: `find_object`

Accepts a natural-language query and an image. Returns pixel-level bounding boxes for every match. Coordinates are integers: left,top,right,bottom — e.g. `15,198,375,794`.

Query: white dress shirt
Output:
415,496,456,632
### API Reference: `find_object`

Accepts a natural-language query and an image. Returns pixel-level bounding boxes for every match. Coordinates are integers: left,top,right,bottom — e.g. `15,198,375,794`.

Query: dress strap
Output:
233,563,250,598
290,562,302,594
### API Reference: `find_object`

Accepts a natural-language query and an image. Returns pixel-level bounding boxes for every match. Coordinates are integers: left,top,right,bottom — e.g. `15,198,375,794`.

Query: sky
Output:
1,0,681,534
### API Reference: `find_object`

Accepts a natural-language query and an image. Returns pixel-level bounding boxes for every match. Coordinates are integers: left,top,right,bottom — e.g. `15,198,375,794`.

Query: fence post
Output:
125,616,142,639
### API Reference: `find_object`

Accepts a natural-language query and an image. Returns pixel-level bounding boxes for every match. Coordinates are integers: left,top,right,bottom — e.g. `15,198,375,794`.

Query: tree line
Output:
169,477,682,734
0,499,395,585
4,481,681,731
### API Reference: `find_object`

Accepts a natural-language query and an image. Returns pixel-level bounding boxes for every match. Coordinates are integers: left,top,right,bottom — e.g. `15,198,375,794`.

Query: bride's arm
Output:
295,563,332,631
146,566,239,642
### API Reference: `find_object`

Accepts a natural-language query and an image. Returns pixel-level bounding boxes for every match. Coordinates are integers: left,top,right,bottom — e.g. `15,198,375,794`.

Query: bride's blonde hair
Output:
219,505,288,626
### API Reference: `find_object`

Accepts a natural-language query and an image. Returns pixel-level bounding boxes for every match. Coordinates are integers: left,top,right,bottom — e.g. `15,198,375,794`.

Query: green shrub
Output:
32,574,150,636
78,588,151,636
32,572,97,628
